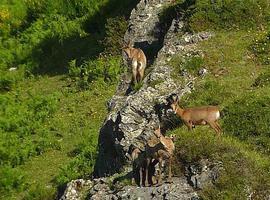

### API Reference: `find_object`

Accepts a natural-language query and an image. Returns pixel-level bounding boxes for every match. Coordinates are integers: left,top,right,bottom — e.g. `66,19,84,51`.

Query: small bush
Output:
0,166,25,194
68,56,124,90
103,16,128,55
0,92,59,166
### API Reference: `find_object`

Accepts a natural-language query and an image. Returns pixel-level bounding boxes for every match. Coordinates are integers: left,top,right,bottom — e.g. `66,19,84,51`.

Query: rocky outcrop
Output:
60,0,215,199
60,179,93,200
88,177,199,200
94,0,212,176
185,159,223,189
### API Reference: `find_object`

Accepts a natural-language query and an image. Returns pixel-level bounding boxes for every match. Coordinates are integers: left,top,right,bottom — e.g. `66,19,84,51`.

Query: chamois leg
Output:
137,64,145,82
157,158,162,186
208,121,220,135
132,61,138,85
139,166,143,187
132,165,136,185
212,121,222,136
184,121,193,131
167,157,173,183
214,121,222,134
145,158,150,187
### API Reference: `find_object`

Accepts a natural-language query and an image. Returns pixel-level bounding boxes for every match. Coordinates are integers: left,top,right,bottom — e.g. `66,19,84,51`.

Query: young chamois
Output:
130,147,146,186
167,93,222,135
145,127,175,186
122,41,147,84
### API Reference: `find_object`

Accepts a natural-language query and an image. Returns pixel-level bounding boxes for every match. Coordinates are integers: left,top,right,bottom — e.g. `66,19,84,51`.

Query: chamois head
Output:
122,40,133,56
167,93,179,113
154,125,161,137
169,134,177,142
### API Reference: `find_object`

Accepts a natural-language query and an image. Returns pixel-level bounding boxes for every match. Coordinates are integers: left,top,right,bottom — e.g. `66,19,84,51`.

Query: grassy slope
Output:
170,30,270,199
1,76,116,199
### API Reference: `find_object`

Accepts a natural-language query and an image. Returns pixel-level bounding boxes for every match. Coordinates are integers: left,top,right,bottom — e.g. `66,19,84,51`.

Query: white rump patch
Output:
216,111,220,119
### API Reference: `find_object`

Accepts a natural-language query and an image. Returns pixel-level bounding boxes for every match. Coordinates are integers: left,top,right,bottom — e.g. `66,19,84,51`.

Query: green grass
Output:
0,75,117,199
169,29,270,199
171,129,270,199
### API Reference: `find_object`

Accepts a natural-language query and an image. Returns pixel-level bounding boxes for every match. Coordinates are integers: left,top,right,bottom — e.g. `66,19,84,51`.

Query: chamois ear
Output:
171,93,179,103
153,124,162,138
127,40,133,48
167,93,178,105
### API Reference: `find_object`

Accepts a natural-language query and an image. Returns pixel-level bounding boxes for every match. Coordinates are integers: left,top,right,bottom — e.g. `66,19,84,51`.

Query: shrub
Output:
103,16,128,55
0,1,28,37
0,92,59,166
0,166,25,194
68,56,124,90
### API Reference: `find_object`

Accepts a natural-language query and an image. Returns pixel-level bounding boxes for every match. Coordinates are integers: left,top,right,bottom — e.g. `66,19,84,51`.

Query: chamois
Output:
145,127,175,186
167,93,222,135
122,41,147,84
130,147,146,186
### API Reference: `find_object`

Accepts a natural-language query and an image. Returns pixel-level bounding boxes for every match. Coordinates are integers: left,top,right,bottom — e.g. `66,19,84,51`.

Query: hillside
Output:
1,0,270,199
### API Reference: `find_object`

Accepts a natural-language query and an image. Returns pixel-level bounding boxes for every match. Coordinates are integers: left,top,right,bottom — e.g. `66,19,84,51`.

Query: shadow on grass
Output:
30,0,140,76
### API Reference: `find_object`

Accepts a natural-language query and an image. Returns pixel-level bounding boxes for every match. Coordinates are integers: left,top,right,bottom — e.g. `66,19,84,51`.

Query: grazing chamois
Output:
122,41,147,84
167,93,222,135
145,127,175,186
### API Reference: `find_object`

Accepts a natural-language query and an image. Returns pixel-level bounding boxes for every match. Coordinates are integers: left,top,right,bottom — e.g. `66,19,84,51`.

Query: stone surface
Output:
60,179,93,200
87,177,198,200
185,159,223,189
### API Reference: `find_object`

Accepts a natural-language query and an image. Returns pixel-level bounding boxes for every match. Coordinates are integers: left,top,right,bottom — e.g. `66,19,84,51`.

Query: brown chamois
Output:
122,41,147,84
145,128,175,186
167,93,222,135
130,147,146,186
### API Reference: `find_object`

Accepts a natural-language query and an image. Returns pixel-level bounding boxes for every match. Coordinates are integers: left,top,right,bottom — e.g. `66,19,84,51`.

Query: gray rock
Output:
87,177,198,200
94,0,212,177
186,159,223,189
60,179,92,200
198,68,208,77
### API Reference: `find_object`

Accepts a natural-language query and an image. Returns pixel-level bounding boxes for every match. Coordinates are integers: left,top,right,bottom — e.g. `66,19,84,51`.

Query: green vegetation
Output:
170,54,204,76
1,0,270,199
188,0,270,32
170,24,270,198
172,130,270,199
0,0,134,198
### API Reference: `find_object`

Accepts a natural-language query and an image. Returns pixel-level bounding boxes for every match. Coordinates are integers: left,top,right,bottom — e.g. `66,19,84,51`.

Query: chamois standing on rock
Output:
145,127,176,186
122,41,147,84
130,147,146,187
167,93,222,135
130,147,157,187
